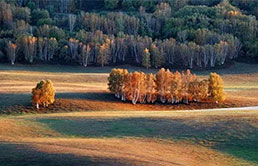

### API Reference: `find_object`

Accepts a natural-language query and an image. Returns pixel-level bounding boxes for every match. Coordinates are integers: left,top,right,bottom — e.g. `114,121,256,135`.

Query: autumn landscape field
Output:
0,62,258,166
1,0,258,165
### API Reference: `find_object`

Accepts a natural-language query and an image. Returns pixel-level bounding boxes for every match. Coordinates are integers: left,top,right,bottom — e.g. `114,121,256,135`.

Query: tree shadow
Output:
0,63,159,74
0,92,116,112
0,93,31,110
0,92,234,114
0,142,143,166
2,62,258,75
37,117,258,163
0,63,113,74
56,92,116,102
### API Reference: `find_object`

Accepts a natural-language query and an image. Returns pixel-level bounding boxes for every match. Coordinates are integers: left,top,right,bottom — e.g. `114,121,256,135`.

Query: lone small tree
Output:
32,80,55,109
208,73,225,103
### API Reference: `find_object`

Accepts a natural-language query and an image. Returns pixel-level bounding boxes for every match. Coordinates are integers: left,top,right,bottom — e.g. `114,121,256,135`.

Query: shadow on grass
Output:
0,93,31,110
0,63,159,74
56,92,116,102
0,142,140,166
2,62,258,75
0,92,116,110
0,92,226,115
37,117,258,163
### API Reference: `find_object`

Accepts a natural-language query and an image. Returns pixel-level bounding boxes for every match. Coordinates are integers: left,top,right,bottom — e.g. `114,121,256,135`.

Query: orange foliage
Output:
32,80,55,109
108,68,225,105
227,10,241,17
208,73,225,103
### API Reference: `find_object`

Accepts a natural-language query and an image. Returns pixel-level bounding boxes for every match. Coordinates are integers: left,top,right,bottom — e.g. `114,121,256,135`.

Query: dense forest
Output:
0,0,257,69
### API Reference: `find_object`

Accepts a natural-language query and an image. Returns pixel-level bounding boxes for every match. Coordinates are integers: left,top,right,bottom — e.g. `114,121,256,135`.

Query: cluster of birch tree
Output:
1,29,243,68
10,34,58,64
108,68,225,105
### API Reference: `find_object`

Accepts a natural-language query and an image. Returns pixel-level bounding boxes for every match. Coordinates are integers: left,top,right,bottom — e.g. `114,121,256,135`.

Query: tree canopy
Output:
108,68,225,104
0,0,257,67
32,80,55,109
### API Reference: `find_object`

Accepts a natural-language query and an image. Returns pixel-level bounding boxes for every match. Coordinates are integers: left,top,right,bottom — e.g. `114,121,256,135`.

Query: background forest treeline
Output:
0,0,257,68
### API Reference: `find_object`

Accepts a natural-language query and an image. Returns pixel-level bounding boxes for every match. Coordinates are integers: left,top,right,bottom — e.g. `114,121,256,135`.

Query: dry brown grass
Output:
1,68,258,114
1,64,258,166
1,110,257,166
10,137,246,166
0,118,58,141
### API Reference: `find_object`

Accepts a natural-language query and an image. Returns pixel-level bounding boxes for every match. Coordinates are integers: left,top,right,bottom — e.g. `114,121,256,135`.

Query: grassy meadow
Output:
0,62,258,166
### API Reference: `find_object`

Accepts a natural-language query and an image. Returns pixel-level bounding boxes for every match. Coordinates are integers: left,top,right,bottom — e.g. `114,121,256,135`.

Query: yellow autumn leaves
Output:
32,80,55,109
31,69,225,109
108,68,225,105
208,72,226,102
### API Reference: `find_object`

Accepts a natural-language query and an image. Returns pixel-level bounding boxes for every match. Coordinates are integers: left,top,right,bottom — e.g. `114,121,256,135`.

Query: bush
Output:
32,80,55,109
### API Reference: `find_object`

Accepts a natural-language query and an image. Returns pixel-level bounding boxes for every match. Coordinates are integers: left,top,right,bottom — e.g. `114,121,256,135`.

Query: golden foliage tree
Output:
198,80,209,101
170,71,182,103
32,80,55,109
208,73,225,102
188,79,209,102
108,68,224,105
181,69,197,104
156,68,172,103
108,68,128,100
145,73,157,103
124,72,146,104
